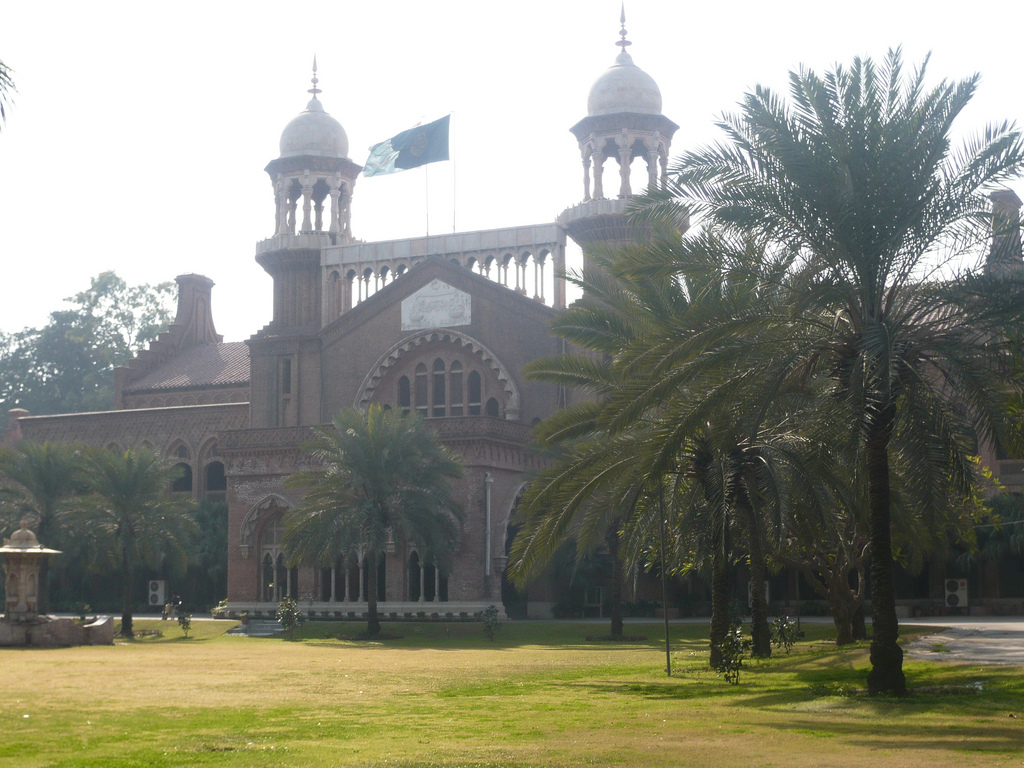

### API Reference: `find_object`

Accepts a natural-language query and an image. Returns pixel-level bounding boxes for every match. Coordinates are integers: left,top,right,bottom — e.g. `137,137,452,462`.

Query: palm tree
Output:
78,447,196,637
513,230,801,657
664,50,1024,694
0,58,14,130
284,406,463,638
0,441,82,612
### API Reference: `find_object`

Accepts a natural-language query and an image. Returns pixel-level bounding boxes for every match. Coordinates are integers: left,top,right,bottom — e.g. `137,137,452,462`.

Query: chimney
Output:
172,274,223,346
986,190,1023,278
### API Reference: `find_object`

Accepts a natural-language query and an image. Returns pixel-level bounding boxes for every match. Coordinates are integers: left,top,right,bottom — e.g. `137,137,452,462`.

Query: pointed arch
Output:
354,329,521,419
239,494,292,553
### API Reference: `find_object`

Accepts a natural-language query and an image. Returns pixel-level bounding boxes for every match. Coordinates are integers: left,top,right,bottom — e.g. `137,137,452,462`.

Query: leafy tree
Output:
0,271,174,417
0,441,83,612
284,406,463,637
75,447,196,637
664,50,1024,694
182,499,228,610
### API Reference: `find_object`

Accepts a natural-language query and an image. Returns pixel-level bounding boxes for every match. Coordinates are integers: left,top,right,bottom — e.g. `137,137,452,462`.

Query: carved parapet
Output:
220,426,316,477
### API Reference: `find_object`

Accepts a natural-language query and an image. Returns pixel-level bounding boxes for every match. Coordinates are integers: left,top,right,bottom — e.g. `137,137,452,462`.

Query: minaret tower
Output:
557,9,679,263
255,60,363,334
249,62,363,428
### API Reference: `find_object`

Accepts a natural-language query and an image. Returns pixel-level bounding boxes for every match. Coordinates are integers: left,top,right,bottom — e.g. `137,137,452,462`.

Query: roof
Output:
124,342,250,393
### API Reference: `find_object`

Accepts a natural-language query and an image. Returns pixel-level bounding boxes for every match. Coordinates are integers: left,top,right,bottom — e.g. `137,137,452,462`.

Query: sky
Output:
2,1,1023,342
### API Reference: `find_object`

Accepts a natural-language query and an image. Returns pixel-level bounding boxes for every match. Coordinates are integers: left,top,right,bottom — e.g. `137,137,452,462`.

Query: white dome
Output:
587,50,663,117
279,98,349,159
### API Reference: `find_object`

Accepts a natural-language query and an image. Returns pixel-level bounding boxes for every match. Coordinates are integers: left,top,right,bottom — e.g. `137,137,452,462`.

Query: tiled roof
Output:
124,342,250,393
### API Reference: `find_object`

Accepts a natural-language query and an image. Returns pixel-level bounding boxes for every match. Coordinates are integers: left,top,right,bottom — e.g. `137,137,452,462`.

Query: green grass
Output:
2,620,1022,767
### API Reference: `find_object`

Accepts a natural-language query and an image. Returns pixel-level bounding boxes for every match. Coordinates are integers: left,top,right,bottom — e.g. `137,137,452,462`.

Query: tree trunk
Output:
709,515,731,669
826,586,855,646
741,504,771,658
852,602,868,641
120,551,134,638
865,408,906,696
366,550,381,637
607,529,624,640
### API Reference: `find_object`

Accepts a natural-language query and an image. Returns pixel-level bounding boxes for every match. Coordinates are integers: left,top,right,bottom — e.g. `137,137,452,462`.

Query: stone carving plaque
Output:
401,279,471,331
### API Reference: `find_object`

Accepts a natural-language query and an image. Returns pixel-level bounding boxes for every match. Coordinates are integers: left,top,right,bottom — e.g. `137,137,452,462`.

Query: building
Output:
4,17,1023,619
2,18,682,618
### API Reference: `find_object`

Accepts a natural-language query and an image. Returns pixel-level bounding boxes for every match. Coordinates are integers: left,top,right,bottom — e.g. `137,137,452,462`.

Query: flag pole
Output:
451,111,457,233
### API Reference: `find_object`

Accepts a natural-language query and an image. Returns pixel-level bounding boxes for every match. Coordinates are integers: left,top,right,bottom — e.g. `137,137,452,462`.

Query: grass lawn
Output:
2,619,1022,767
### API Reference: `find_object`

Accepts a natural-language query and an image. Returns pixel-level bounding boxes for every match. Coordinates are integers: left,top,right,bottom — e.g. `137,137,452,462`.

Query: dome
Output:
587,49,663,117
279,98,349,159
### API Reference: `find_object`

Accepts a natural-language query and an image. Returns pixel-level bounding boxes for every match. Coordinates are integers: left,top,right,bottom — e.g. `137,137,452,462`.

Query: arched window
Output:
398,376,411,414
449,362,463,416
260,516,297,602
432,359,446,417
485,398,500,418
171,463,192,494
204,461,226,502
468,371,482,416
414,364,428,416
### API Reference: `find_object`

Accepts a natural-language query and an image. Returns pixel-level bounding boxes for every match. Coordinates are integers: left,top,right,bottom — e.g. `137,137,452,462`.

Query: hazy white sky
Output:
2,1,1022,341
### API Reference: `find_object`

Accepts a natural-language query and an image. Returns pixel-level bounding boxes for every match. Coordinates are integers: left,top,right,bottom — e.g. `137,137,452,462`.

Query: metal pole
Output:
484,472,493,576
659,480,671,677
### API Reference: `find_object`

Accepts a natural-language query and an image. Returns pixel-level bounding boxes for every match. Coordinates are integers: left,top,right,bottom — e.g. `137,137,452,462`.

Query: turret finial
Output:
617,4,631,52
308,55,321,98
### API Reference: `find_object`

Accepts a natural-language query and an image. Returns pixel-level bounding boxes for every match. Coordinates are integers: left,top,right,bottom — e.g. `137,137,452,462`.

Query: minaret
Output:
256,60,362,334
249,63,363,429
557,9,680,272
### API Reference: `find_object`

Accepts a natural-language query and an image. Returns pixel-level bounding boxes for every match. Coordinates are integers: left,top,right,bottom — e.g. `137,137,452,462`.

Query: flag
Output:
363,115,450,177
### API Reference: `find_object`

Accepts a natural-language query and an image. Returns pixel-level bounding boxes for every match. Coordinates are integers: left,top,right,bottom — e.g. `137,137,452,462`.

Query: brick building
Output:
2,19,686,618
4,18,1023,618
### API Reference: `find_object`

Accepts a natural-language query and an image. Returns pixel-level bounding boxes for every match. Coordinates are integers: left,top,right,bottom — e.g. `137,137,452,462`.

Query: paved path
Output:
903,617,1024,665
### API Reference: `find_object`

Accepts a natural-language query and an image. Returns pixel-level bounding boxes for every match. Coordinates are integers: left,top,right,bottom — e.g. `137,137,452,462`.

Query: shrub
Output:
176,608,192,638
276,597,303,640
482,605,501,641
771,615,803,653
713,625,749,685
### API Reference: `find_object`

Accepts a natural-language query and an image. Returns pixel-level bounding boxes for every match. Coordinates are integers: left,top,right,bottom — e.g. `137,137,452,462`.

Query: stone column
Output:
300,173,313,233
618,145,632,198
344,569,350,602
328,177,341,234
646,150,659,190
418,563,425,602
357,562,364,602
274,177,286,236
286,194,297,235
434,568,440,603
330,566,336,602
552,243,566,309
341,186,353,237
659,151,669,188
583,150,592,202
593,153,605,199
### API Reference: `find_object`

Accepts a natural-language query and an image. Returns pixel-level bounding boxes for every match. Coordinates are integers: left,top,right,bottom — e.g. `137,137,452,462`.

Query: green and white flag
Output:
363,115,450,177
